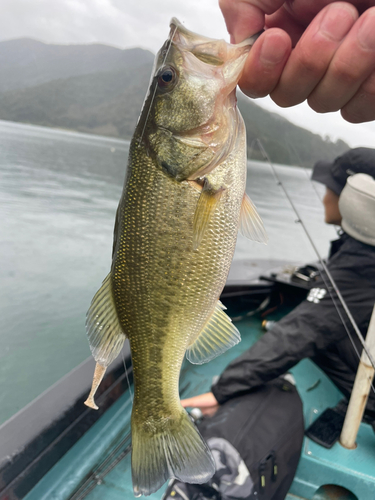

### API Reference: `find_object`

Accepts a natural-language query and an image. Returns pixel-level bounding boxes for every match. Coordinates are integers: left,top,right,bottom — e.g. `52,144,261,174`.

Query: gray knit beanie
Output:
339,173,375,247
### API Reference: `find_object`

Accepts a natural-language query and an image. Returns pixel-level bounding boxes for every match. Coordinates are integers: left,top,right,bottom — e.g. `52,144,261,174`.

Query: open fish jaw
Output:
135,18,256,184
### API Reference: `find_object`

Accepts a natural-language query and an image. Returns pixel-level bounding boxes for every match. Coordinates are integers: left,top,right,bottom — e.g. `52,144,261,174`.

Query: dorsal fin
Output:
239,193,268,244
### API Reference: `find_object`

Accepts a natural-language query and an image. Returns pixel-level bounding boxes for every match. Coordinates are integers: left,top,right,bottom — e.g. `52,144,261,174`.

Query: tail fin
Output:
132,409,215,497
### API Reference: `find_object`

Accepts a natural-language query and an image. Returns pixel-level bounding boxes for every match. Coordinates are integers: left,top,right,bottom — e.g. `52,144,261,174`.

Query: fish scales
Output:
114,131,245,412
84,18,267,497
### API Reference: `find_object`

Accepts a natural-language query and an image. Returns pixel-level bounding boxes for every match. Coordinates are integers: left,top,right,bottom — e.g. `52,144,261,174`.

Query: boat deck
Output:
24,314,375,500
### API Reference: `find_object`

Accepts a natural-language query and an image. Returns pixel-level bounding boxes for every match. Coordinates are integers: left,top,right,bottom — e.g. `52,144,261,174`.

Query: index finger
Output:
219,0,286,42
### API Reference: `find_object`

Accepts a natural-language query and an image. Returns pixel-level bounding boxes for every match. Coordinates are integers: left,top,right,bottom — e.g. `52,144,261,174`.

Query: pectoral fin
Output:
239,193,268,244
193,179,224,250
186,301,241,364
85,272,126,409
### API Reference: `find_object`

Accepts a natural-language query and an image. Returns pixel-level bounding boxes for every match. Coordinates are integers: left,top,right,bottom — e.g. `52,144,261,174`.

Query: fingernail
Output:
245,92,260,99
357,10,375,50
260,34,286,65
320,4,356,41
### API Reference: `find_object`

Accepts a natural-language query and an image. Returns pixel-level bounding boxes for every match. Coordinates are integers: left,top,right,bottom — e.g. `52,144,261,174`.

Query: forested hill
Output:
0,38,154,92
0,38,348,167
237,95,348,167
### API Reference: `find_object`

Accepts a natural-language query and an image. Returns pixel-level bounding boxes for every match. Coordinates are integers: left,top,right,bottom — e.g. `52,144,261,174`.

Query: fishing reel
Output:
264,262,321,291
290,264,320,286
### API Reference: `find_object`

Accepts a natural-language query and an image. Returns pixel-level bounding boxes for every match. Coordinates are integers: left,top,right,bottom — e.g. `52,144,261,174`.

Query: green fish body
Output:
84,18,267,497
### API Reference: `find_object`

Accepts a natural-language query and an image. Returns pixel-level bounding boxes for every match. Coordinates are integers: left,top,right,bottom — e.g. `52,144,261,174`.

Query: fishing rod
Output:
279,136,342,236
250,138,375,374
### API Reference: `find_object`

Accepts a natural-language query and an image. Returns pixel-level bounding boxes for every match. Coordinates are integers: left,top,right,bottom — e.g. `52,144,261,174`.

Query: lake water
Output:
0,120,337,425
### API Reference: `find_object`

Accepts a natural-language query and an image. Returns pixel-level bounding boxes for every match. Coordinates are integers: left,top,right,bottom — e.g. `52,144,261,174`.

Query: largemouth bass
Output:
84,18,267,497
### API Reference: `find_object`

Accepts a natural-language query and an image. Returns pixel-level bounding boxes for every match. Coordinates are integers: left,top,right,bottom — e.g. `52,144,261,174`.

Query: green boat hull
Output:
24,311,375,500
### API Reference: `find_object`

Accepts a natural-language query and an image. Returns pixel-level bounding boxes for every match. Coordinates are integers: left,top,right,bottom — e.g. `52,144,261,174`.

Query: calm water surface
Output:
0,120,337,424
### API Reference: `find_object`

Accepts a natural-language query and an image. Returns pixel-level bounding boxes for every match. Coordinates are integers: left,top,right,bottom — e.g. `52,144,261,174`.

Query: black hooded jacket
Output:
212,233,375,408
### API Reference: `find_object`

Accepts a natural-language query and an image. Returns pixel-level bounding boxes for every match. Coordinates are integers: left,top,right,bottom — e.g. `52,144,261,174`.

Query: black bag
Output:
162,377,304,500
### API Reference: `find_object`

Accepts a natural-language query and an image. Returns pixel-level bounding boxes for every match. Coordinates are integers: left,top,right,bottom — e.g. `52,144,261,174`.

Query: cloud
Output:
0,0,227,50
0,0,374,148
1,0,134,47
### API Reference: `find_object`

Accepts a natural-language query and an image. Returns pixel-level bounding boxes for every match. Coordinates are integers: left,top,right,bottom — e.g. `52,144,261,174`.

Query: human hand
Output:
181,391,219,416
220,0,375,123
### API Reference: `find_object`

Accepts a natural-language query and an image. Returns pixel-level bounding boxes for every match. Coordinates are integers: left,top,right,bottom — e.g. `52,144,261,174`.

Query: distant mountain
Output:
0,64,151,138
0,38,348,167
238,95,349,167
0,38,154,92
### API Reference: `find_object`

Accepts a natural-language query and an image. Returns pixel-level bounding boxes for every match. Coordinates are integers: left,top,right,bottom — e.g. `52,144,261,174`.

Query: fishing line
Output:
250,138,375,375
251,139,375,396
73,352,133,499
138,25,178,145
69,379,133,499
270,136,341,237
122,343,133,404
302,167,323,202
309,269,375,396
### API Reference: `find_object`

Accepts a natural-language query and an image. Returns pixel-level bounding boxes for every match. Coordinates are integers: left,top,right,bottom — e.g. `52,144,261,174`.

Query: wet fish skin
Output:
84,18,266,497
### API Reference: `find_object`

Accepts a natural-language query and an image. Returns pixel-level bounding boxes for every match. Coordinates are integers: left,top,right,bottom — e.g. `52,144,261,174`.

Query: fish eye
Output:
157,66,177,90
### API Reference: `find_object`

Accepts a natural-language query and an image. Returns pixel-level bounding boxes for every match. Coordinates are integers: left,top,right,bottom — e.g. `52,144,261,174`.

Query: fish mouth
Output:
169,17,262,49
147,19,253,183
167,18,262,101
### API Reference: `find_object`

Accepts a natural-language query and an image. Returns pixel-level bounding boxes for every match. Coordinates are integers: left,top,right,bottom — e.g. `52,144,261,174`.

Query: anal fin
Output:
186,301,241,364
239,193,268,244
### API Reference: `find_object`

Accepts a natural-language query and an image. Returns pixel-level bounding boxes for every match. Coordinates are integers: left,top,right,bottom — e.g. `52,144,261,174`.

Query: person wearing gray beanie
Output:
182,148,375,440
312,147,375,244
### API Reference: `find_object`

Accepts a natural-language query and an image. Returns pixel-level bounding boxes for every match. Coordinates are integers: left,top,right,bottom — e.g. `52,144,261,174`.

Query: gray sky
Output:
1,0,375,148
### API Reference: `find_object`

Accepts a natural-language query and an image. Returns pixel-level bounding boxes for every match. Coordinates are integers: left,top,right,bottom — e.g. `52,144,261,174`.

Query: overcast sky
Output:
1,0,375,148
